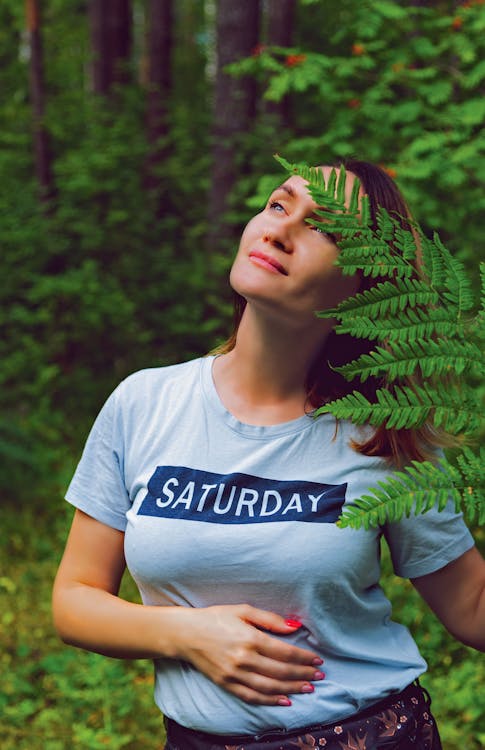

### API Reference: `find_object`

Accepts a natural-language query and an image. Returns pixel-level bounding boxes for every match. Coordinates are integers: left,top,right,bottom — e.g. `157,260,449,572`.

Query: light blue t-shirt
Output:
66,356,474,734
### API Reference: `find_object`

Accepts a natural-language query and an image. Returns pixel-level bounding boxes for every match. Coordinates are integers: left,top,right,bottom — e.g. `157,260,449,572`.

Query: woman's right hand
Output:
170,603,325,706
53,511,324,706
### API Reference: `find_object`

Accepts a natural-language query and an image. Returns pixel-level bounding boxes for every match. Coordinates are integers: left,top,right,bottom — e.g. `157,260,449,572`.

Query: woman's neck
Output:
212,307,333,424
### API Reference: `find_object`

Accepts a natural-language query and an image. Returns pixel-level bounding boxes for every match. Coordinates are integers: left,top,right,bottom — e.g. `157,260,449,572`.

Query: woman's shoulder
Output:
116,356,207,401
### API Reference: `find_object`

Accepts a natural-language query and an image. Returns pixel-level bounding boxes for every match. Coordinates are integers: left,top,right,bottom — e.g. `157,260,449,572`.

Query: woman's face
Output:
230,170,360,326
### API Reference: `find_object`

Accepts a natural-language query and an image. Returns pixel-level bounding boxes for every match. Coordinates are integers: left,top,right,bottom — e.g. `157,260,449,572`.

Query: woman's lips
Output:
249,250,288,275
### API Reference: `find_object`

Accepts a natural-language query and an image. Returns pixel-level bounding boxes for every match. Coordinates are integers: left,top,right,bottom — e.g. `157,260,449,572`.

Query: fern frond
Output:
337,244,415,279
473,262,485,339
338,450,485,528
332,306,462,342
317,278,440,320
419,233,447,286
373,210,393,242
481,262,485,310
393,225,418,262
442,251,475,314
316,383,479,433
337,459,465,530
334,339,483,381
316,388,427,428
274,155,324,187
307,213,364,239
274,155,370,235
455,447,485,524
348,176,362,215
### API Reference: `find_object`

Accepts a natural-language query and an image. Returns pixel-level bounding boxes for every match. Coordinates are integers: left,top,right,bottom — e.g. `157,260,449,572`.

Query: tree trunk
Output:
145,0,173,196
207,0,260,255
26,0,55,204
89,0,132,95
262,0,295,127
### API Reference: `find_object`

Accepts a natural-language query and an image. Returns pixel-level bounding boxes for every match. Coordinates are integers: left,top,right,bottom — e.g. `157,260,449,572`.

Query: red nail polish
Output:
313,671,325,680
301,684,314,693
285,618,302,628
312,657,324,666
277,697,292,706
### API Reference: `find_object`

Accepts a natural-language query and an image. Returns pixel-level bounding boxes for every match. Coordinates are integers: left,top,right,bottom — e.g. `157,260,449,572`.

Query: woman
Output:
53,161,485,750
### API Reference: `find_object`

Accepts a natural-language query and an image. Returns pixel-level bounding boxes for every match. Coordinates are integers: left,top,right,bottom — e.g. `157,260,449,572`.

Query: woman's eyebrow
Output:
273,183,295,197
274,183,331,211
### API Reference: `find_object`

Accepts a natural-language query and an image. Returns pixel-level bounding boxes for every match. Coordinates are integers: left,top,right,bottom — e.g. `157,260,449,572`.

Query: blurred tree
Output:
261,0,296,128
25,0,55,204
145,0,173,202
89,0,133,94
206,0,260,255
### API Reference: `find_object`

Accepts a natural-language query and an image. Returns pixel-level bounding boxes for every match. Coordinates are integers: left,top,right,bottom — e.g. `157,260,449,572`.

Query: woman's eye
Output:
310,225,337,243
269,201,284,212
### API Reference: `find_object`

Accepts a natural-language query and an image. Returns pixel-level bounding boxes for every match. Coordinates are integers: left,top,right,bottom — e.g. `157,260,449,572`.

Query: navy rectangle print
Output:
138,466,347,524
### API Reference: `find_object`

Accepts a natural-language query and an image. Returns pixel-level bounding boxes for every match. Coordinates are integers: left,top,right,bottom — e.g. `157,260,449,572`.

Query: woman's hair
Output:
214,160,450,465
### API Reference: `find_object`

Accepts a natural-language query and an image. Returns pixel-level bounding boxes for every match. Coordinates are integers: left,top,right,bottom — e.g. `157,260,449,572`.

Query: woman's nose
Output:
262,228,293,253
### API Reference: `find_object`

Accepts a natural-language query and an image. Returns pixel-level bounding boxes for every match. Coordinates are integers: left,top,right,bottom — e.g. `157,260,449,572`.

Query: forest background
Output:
1,1,484,748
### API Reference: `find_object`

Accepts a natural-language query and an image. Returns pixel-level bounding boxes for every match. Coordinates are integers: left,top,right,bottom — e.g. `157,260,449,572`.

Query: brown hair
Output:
214,160,450,465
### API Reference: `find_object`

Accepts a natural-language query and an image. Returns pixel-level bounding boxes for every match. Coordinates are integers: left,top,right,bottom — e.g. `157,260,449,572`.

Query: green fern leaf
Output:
274,156,371,235
317,383,479,433
337,459,463,529
317,278,440,320
337,246,415,279
419,233,447,286
276,154,484,527
316,388,429,428
334,339,483,381
332,306,462,342
442,252,475,314
393,225,418,263
338,451,485,528
307,213,364,239
455,447,485,524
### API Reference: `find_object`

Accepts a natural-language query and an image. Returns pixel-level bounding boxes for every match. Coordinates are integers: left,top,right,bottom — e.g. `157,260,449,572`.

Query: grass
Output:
1,501,483,749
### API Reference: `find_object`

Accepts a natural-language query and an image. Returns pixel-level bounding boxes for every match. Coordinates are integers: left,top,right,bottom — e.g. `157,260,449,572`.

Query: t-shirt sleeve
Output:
65,385,130,531
384,498,475,580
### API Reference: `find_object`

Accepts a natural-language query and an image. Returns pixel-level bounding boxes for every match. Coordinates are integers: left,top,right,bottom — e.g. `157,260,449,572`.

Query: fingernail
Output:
277,697,292,706
301,683,314,693
285,619,302,628
313,671,325,680
312,657,324,666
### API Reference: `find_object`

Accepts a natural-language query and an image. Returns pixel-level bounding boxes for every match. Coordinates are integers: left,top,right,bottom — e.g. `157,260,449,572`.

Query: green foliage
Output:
338,449,485,530
278,158,484,528
2,507,483,750
233,0,485,265
1,3,484,747
0,8,216,503
0,508,165,749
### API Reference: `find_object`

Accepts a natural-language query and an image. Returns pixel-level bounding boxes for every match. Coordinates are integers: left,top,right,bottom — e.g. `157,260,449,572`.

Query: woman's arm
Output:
411,546,485,652
52,509,325,705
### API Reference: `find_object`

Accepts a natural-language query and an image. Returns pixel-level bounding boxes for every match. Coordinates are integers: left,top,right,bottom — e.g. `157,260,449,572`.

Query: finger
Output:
239,672,321,697
229,683,293,706
252,630,324,668
238,605,305,635
237,651,326,683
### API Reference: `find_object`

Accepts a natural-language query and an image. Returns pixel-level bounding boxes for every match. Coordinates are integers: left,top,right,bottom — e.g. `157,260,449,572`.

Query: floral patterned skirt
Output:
163,681,442,750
